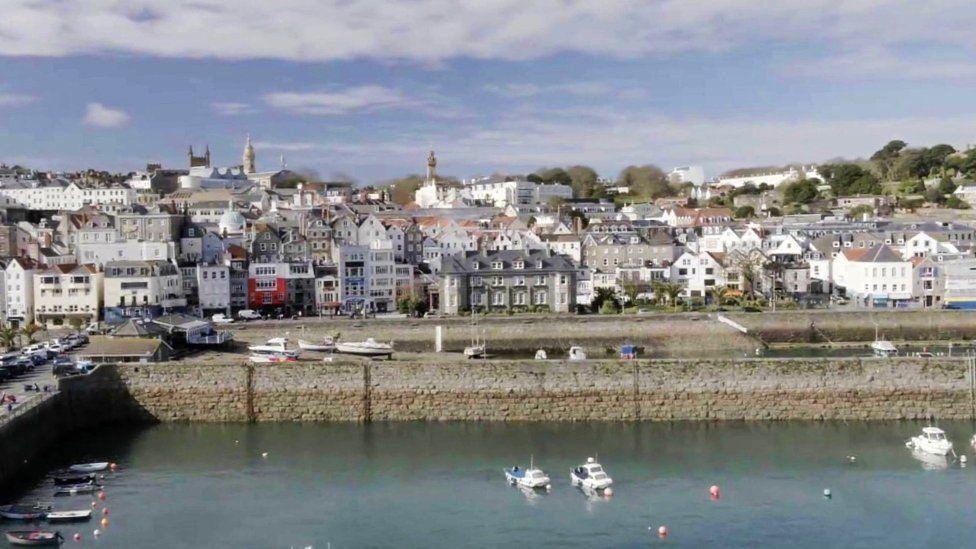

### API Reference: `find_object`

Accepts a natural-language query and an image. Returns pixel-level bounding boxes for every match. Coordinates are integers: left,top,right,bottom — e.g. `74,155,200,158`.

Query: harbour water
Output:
10,421,976,547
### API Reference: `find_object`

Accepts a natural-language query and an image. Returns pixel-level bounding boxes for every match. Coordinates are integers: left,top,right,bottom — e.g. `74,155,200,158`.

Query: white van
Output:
237,309,262,321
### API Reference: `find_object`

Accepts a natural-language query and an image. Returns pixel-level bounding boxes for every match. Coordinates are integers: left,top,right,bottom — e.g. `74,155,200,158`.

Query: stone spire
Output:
426,150,437,183
243,134,256,174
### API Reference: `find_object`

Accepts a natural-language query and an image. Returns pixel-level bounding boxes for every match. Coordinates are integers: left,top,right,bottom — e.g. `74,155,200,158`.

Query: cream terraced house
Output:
33,264,102,328
439,250,577,314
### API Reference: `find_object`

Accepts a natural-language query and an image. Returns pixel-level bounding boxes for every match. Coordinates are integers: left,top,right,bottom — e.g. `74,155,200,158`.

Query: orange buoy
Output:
97,491,106,501
100,517,109,528
658,525,668,538
109,463,118,472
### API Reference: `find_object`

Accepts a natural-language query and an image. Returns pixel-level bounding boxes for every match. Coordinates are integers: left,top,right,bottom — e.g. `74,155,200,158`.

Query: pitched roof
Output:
842,244,903,263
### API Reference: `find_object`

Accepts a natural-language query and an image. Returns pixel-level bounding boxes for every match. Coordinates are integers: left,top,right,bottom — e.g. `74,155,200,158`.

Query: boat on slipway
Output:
335,338,394,358
248,353,297,364
298,337,337,352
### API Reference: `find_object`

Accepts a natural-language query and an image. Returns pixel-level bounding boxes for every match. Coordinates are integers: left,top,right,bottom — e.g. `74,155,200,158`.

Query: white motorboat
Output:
298,337,337,352
571,457,613,490
906,426,953,456
67,462,108,473
464,344,486,359
248,338,299,358
534,349,548,360
45,509,92,522
871,339,898,357
568,346,587,361
54,483,100,496
335,338,393,358
504,457,551,490
248,353,296,364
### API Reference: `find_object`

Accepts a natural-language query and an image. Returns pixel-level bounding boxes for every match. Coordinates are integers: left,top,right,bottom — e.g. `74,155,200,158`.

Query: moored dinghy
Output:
67,462,108,473
45,510,92,523
0,504,50,520
51,474,95,486
53,482,100,496
4,531,64,546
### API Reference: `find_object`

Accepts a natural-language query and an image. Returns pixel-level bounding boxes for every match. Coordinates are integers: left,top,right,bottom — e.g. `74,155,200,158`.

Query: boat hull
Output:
5,532,63,547
907,437,952,456
45,510,92,523
298,340,335,352
68,463,108,473
336,343,393,357
570,471,612,490
504,470,550,489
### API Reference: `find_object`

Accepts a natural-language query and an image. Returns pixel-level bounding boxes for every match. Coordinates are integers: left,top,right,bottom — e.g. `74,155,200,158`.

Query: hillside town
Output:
0,137,974,342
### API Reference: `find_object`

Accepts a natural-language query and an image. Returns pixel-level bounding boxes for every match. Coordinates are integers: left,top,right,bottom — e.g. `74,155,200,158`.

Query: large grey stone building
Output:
439,250,578,314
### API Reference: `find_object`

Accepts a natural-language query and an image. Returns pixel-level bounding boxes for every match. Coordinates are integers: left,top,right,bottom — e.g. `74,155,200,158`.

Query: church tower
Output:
243,134,256,174
426,150,437,183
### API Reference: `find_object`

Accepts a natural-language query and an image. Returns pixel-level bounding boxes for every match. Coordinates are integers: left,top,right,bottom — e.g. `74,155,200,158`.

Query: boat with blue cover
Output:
504,457,551,490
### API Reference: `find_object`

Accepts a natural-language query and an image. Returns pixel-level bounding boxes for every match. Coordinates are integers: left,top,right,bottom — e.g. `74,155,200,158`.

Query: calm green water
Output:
10,421,976,547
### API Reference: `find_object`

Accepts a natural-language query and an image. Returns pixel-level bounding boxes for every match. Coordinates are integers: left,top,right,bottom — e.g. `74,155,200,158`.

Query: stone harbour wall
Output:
57,357,976,422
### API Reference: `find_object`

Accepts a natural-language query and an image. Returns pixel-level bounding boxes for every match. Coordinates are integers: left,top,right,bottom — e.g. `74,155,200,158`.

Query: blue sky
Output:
2,1,976,183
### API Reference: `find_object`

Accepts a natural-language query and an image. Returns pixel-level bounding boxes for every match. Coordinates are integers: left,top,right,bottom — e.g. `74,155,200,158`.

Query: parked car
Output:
212,313,234,324
237,309,262,321
44,341,65,354
52,360,77,377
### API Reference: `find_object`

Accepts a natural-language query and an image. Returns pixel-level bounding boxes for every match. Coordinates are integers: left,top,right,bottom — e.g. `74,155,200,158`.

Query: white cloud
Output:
1,1,975,80
83,102,131,128
264,86,413,115
212,102,256,116
0,92,35,107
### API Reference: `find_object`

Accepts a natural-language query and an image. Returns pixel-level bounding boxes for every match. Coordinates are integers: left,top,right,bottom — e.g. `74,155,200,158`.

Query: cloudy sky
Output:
2,0,976,183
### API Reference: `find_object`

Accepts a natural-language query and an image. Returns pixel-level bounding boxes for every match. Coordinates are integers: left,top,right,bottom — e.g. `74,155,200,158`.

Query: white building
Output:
0,180,135,211
75,241,176,266
466,176,572,208
5,258,35,324
717,165,821,189
102,260,184,312
832,245,913,307
669,166,705,185
33,264,102,328
196,264,231,315
336,241,397,312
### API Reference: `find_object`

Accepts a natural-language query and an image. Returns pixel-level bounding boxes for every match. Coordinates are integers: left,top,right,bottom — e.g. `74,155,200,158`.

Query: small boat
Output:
534,349,547,360
906,426,953,456
335,338,393,358
53,483,99,496
567,346,587,361
67,462,108,473
463,344,486,359
298,337,336,352
4,531,64,546
504,457,551,490
248,338,299,358
570,457,613,490
0,505,49,520
51,474,95,486
248,353,297,364
871,328,898,358
45,510,91,523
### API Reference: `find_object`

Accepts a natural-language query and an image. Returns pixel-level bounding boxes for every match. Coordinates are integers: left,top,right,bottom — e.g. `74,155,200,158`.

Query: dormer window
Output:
513,261,524,270
472,262,480,270
491,261,503,269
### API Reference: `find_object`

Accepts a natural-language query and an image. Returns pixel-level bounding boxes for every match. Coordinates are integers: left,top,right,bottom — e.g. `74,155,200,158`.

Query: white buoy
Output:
961,455,968,464
823,488,832,498
261,452,268,458
546,484,552,491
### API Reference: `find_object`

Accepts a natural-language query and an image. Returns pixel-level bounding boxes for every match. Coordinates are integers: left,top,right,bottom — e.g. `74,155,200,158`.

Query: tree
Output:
711,286,732,306
848,204,875,219
621,280,648,306
658,282,683,310
617,165,672,199
734,205,755,219
938,177,958,195
385,175,425,205
870,139,907,180
21,323,41,344
924,186,946,205
535,167,572,186
565,165,601,198
946,195,970,209
781,178,819,204
68,317,85,332
0,325,16,350
590,287,619,313
819,164,881,196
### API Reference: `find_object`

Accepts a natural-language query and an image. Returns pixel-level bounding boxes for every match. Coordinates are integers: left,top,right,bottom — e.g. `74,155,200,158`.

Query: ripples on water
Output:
9,421,976,547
